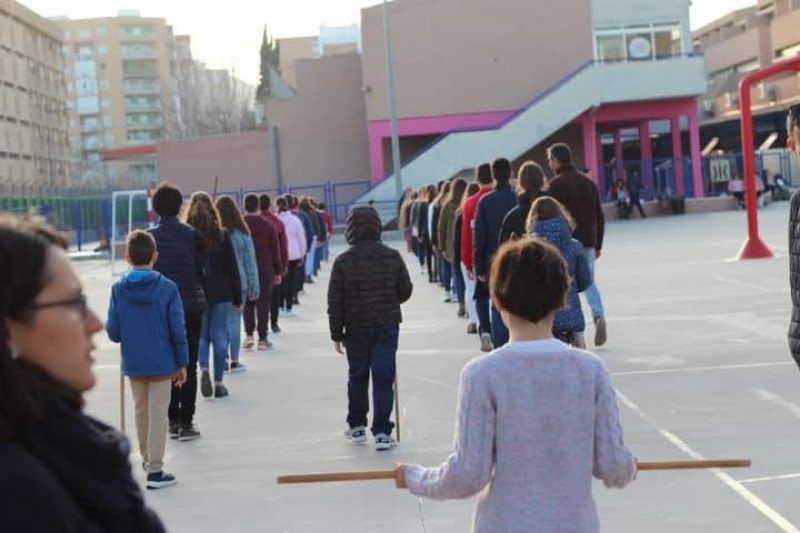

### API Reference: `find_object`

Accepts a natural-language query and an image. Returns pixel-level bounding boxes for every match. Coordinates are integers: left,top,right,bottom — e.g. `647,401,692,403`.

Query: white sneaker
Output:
284,309,296,318
480,333,493,353
374,433,397,451
345,426,368,444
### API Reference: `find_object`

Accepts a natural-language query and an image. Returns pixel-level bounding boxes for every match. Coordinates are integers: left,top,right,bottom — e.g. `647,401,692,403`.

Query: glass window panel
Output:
654,30,675,57
597,34,625,61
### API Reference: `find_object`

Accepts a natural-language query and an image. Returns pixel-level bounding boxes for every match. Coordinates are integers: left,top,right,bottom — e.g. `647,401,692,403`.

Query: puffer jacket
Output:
149,217,207,314
532,217,592,334
789,191,800,367
327,207,413,342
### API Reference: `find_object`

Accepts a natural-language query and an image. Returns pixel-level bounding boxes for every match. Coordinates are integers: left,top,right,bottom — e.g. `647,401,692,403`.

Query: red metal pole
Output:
736,57,800,259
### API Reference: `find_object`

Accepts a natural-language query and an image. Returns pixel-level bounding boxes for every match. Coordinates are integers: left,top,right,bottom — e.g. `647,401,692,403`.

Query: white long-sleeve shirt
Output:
279,211,307,261
405,339,636,533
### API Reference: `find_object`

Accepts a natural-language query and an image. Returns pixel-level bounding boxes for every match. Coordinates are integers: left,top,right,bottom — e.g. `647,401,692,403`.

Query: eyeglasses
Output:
25,293,89,318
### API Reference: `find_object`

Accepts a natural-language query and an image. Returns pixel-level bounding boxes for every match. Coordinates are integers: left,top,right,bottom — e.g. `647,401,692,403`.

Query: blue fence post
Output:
72,200,83,252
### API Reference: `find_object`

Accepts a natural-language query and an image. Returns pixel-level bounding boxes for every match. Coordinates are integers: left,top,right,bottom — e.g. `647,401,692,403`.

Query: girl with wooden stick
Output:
394,238,637,532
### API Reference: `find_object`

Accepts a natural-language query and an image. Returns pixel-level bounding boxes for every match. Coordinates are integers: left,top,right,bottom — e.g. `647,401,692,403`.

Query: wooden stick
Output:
212,175,220,200
394,375,401,443
276,459,751,485
637,459,751,471
119,374,126,433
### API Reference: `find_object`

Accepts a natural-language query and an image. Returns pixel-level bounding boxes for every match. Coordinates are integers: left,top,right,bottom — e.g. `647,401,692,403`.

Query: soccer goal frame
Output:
110,189,149,276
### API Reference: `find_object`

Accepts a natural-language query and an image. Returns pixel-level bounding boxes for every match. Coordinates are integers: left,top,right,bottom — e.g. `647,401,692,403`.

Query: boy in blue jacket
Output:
107,230,188,490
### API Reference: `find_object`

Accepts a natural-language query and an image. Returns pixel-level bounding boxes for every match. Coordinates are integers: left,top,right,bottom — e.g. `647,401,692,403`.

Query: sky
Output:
22,0,756,86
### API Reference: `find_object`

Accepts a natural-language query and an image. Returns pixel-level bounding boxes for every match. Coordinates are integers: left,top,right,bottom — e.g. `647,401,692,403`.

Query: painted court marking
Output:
616,390,799,532
612,361,793,377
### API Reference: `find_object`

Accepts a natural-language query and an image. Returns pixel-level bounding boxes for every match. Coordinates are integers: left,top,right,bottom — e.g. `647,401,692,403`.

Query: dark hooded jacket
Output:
532,217,592,334
789,191,800,367
327,207,413,342
500,190,548,244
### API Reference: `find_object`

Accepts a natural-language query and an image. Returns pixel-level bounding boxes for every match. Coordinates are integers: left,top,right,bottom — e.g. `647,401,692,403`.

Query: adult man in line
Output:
473,158,518,350
786,104,800,366
461,164,494,347
148,183,206,442
547,142,608,347
243,194,282,351
260,194,289,334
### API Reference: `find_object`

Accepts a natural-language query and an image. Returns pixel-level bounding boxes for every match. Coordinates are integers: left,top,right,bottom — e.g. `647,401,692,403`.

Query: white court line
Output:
753,389,800,419
613,361,793,377
616,390,799,532
740,473,800,485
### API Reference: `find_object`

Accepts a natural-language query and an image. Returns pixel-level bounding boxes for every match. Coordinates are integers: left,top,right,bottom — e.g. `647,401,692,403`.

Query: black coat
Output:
0,366,165,532
789,191,800,367
150,217,207,314
473,184,518,278
499,191,547,244
453,209,463,264
328,208,413,341
203,229,242,306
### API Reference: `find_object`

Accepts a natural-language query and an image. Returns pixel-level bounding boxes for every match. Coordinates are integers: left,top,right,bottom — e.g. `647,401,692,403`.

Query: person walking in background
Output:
458,182,480,332
185,193,241,400
299,197,320,285
243,194,281,351
462,164,494,344
408,191,424,271
311,199,327,276
278,196,306,318
289,195,314,297
500,161,546,243
547,142,608,347
627,170,646,219
429,181,445,285
106,230,188,489
418,186,437,282
318,202,334,262
474,158,518,350
393,238,636,532
439,178,468,307
260,195,288,335
328,207,413,451
216,196,259,373
528,197,592,348
149,182,206,442
431,181,451,292
0,214,167,531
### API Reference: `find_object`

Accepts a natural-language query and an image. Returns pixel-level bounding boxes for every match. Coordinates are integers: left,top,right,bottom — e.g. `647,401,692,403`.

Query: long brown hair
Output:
186,192,222,250
526,196,576,232
517,161,545,195
215,195,250,236
462,182,479,208
447,178,468,206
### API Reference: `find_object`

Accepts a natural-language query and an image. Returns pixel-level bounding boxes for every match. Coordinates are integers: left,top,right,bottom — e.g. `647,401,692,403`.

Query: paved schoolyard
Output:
77,203,800,532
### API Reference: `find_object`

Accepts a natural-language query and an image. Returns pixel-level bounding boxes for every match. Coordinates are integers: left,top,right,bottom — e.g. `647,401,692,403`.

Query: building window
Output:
103,116,112,127
96,45,107,55
594,22,684,63
96,27,107,37
101,98,110,108
77,30,91,40
777,42,800,58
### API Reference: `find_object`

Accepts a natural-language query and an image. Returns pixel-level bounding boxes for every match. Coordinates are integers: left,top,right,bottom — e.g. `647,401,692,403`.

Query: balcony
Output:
124,100,162,111
126,119,163,130
80,123,101,133
121,47,157,59
123,81,161,95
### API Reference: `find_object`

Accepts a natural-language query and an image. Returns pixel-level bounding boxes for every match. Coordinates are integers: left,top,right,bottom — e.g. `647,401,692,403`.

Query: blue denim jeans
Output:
441,260,452,295
305,238,317,277
583,247,605,320
345,324,399,436
491,304,509,348
199,302,231,382
452,260,465,304
228,306,243,364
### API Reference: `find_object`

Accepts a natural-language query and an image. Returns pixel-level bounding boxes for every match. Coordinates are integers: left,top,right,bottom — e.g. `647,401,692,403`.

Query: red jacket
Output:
262,210,289,273
244,213,281,283
460,186,493,272
321,210,334,235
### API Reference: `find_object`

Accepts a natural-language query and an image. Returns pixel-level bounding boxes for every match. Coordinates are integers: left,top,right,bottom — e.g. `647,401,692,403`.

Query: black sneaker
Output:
214,384,230,398
200,369,212,398
169,423,179,440
271,323,281,334
146,471,177,490
178,423,201,442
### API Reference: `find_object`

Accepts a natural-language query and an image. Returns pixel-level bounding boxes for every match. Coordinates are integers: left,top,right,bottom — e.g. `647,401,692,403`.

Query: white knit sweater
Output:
405,339,637,533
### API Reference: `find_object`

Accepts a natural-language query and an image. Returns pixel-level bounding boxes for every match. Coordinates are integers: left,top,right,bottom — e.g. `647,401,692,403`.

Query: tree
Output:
256,25,279,102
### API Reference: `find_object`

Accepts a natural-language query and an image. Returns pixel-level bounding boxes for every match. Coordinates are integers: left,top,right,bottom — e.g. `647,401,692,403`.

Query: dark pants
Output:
270,284,282,327
282,260,300,310
314,242,323,275
245,278,272,340
169,311,202,426
441,260,452,295
630,193,646,218
491,303,509,347
345,324,399,436
453,260,466,304
294,257,306,296
475,280,492,336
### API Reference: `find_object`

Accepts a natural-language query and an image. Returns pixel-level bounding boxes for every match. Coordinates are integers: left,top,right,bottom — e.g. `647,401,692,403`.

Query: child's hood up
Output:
532,217,572,249
120,269,163,303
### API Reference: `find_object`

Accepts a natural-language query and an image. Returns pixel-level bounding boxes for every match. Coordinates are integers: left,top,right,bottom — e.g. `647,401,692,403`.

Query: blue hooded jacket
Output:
106,270,189,377
532,217,592,333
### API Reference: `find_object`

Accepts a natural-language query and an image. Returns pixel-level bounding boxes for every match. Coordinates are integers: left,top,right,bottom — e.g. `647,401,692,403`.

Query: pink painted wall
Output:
368,110,514,181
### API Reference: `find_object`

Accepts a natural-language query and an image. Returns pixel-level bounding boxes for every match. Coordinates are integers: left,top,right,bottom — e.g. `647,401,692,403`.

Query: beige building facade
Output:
0,1,69,192
56,12,175,187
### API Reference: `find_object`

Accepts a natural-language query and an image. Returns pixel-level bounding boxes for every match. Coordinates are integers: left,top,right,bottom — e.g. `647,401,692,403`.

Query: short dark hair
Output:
547,143,572,165
276,196,288,212
476,163,492,185
318,202,326,210
492,158,512,184
244,194,260,213
490,237,569,324
126,230,156,266
152,183,183,218
259,194,271,211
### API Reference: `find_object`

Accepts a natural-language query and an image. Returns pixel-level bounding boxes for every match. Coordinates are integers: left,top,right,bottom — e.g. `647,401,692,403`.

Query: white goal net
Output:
110,189,150,276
